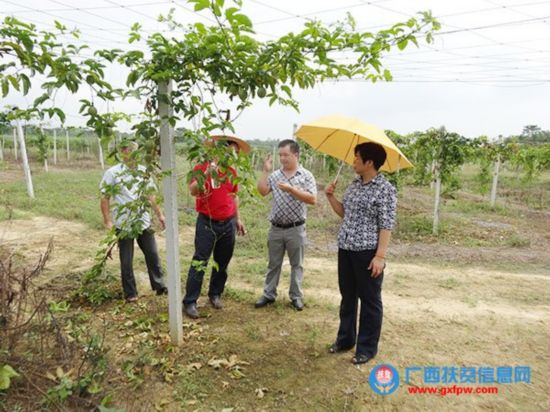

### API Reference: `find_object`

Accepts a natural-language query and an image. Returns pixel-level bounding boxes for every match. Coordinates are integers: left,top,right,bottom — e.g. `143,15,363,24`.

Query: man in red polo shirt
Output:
183,137,248,319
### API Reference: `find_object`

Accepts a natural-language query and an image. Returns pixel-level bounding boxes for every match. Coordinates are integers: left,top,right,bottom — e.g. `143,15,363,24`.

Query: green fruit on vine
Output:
88,106,97,116
238,87,247,100
257,87,267,98
144,140,155,151
228,86,238,96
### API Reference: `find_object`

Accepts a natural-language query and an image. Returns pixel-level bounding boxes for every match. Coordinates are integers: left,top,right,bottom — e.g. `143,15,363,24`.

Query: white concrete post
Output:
490,153,501,207
13,127,18,160
158,80,183,345
40,127,48,172
53,129,57,164
432,162,441,235
98,136,105,170
15,120,34,198
66,129,70,160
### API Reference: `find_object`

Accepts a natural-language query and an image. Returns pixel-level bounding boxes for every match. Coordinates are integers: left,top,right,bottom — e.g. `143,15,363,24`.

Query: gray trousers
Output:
263,224,306,300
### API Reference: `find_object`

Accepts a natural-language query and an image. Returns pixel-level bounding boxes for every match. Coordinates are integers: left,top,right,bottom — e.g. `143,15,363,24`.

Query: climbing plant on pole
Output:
413,127,475,234
474,137,518,207
509,143,550,183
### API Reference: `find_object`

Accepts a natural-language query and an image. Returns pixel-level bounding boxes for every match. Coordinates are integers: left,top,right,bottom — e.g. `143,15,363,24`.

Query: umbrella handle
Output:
333,162,345,183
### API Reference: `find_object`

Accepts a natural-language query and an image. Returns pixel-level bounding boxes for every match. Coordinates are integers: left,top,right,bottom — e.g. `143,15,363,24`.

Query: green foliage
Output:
407,127,477,196
472,137,519,195
397,215,434,237
381,130,414,191
0,365,19,391
78,231,118,305
510,143,550,182
33,128,49,163
0,16,104,124
43,332,108,406
441,173,462,198
475,156,492,195
45,371,74,404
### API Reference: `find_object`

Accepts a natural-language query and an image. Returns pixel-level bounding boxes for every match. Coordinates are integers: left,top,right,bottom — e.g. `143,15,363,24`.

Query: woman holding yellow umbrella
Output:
296,115,404,365
324,141,397,365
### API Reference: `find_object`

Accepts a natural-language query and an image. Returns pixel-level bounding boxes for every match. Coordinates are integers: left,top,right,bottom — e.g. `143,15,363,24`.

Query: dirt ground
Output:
1,213,549,411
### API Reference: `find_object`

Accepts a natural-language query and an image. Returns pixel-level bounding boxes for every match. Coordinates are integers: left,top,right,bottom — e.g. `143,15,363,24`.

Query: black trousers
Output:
117,228,166,298
183,214,236,305
336,248,384,358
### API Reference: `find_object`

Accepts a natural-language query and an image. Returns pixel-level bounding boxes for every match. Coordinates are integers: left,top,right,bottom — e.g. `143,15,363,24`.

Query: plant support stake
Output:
158,80,183,345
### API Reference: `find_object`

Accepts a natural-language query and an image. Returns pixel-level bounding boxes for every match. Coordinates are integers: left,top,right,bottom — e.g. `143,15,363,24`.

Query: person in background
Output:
182,136,248,319
255,139,317,311
324,142,397,365
100,140,167,303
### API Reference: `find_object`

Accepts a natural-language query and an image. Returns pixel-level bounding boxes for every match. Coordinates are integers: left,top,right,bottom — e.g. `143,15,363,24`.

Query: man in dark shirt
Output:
325,142,397,365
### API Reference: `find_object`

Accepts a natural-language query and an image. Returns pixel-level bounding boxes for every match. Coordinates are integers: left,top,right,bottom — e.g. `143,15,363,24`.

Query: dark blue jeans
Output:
117,227,166,298
336,248,384,358
183,214,236,305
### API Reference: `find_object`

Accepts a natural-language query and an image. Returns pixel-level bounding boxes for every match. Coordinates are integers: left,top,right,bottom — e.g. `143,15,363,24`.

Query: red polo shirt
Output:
192,162,238,220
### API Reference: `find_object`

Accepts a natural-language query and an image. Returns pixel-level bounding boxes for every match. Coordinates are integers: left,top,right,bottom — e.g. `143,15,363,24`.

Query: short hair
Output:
354,142,387,170
278,139,300,155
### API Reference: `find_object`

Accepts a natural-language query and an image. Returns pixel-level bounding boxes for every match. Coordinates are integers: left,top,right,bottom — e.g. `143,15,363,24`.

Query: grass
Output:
446,197,518,217
1,167,105,229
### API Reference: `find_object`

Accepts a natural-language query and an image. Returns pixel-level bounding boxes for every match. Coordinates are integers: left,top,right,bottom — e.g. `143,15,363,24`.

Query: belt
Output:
271,220,305,229
199,213,234,224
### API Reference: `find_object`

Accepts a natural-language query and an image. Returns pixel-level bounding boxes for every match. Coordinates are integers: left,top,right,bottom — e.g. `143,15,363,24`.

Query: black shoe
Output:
254,296,275,308
291,298,304,311
184,303,200,319
351,354,373,365
156,287,168,296
328,342,353,354
209,295,223,309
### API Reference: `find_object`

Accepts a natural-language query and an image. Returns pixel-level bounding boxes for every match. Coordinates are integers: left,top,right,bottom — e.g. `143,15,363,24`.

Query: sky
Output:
2,0,550,140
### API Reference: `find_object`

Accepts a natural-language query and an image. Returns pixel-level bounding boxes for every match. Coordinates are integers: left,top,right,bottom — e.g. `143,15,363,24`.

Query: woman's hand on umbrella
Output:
263,154,273,172
325,181,337,197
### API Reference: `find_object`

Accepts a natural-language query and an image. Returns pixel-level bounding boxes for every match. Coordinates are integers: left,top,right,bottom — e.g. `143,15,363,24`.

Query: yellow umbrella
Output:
295,115,413,174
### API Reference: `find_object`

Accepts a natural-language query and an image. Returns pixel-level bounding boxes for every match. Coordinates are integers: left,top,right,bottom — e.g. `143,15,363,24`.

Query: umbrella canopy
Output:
295,115,413,172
